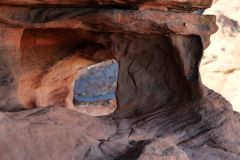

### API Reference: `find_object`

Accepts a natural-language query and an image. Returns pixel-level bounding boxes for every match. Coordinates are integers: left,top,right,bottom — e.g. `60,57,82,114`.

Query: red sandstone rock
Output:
0,0,240,160
0,0,213,11
17,28,116,116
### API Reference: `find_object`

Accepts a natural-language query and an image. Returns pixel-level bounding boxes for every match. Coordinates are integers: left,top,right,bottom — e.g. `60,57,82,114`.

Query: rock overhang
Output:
0,0,218,116
0,0,214,11
0,7,218,37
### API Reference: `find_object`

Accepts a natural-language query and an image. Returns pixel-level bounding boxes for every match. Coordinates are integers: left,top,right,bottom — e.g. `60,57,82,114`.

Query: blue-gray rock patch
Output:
73,60,118,107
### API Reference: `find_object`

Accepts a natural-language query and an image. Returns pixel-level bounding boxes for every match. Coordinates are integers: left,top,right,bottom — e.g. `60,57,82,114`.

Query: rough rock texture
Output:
0,0,213,11
0,0,240,160
200,0,240,112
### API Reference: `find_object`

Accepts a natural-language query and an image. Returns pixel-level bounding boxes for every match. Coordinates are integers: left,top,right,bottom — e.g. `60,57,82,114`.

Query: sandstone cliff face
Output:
0,1,240,160
201,0,240,112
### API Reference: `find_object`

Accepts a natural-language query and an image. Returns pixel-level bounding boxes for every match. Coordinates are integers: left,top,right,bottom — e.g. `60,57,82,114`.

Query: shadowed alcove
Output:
18,29,119,116
18,28,199,118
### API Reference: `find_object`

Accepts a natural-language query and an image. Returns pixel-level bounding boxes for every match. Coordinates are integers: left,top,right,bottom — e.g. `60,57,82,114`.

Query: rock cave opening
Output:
18,28,119,116
17,28,200,117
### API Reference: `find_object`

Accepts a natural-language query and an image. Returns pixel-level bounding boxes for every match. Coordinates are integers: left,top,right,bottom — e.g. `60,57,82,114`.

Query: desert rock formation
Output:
201,0,240,112
0,0,240,160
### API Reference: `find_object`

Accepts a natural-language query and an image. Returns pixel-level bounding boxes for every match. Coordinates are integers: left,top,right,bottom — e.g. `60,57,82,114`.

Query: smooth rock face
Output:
0,28,24,112
74,60,118,103
1,0,240,160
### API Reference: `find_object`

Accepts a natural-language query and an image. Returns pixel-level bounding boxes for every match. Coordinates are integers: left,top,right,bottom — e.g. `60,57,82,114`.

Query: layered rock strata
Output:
0,0,240,160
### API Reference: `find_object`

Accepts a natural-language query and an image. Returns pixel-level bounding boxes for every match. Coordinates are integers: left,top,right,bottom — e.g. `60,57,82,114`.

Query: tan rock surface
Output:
200,0,240,112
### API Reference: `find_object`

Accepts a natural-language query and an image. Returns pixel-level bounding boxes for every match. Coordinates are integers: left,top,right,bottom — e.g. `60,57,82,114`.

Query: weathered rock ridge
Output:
0,0,213,11
0,0,240,160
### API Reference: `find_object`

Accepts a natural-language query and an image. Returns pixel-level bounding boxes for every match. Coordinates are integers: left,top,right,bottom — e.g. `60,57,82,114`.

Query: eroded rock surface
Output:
0,0,240,160
0,0,213,11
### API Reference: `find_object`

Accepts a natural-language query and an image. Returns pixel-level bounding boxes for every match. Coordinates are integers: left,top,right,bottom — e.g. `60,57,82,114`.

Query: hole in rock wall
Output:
18,29,118,116
73,60,118,111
